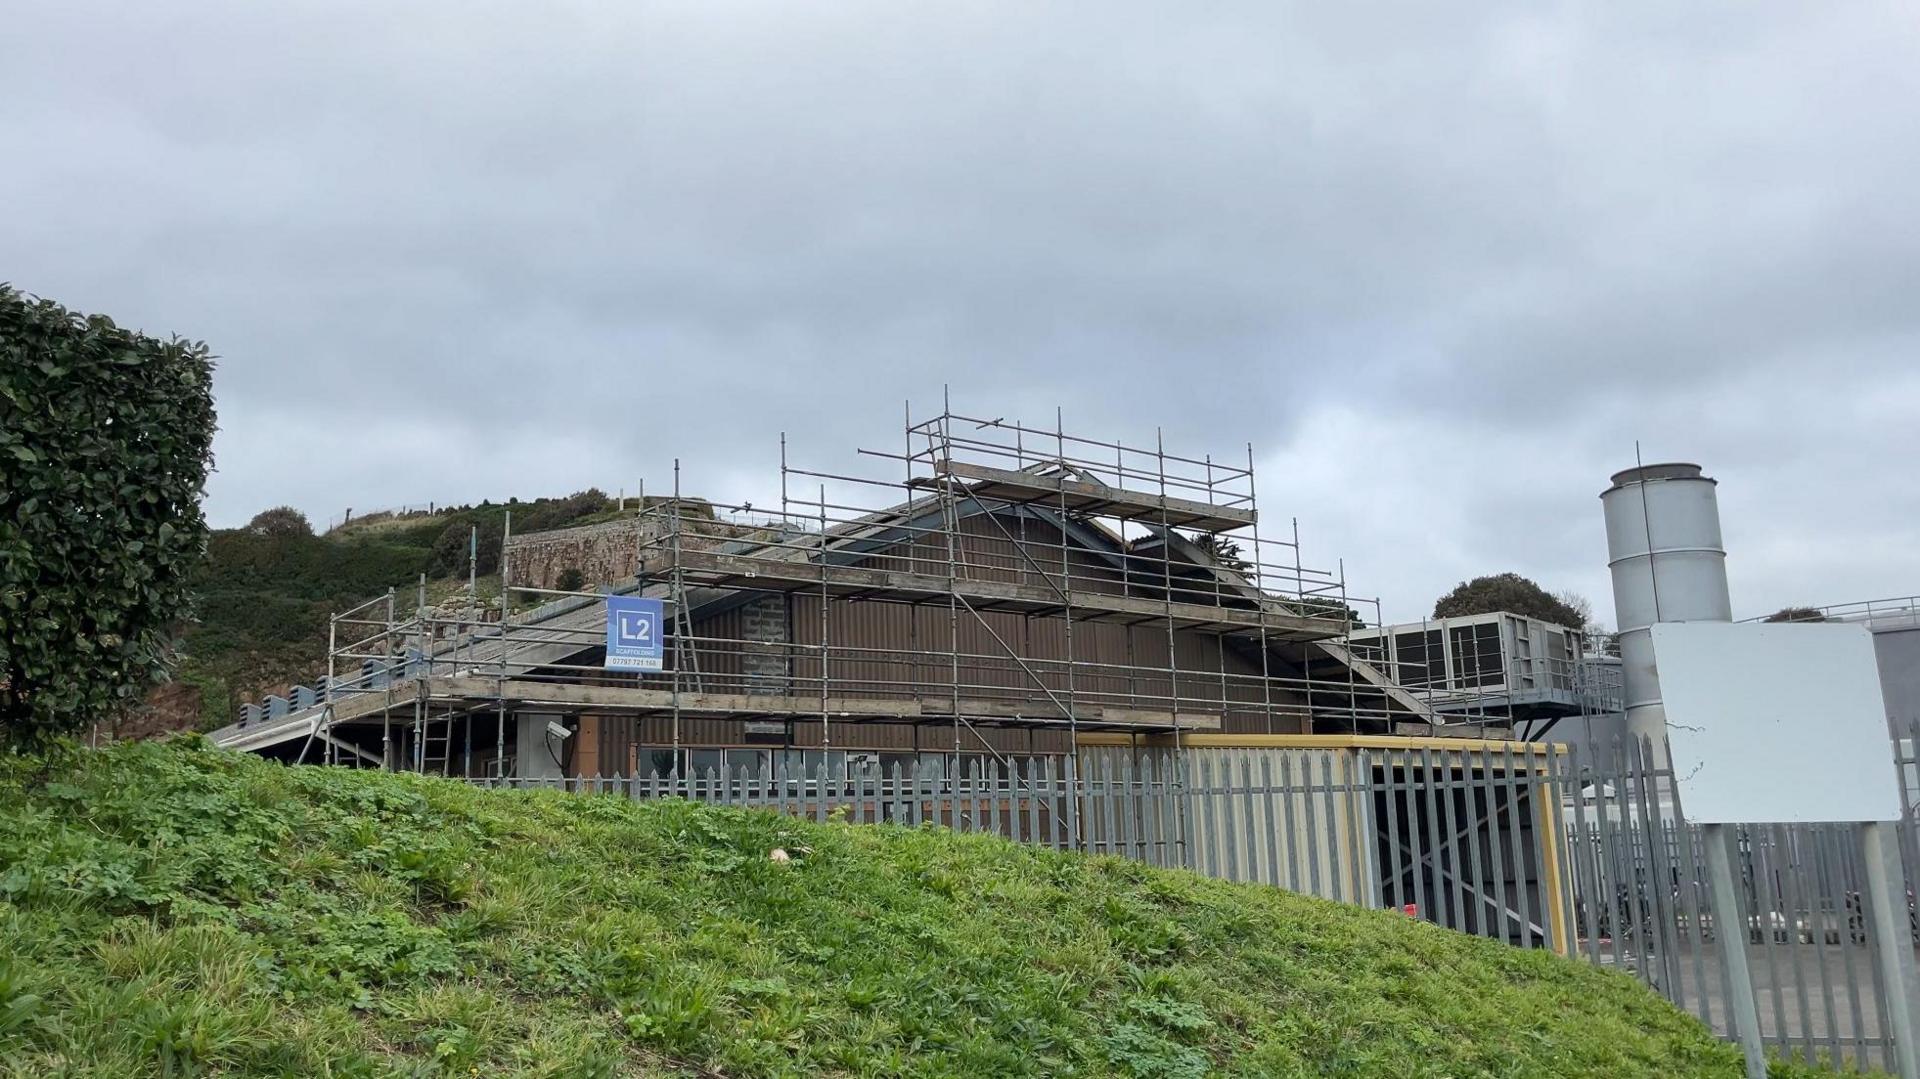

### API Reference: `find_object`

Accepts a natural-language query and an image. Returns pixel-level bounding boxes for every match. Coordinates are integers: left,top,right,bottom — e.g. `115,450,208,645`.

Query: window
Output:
632,747,772,778
778,749,847,779
724,748,773,777
635,747,680,777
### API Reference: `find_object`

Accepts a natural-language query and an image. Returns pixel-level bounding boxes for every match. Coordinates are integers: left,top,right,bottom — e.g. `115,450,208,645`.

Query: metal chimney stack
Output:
1601,463,1733,743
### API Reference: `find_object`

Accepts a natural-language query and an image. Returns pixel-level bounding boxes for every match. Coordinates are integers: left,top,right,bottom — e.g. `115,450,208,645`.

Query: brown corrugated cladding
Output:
794,514,1311,725
790,594,923,701
689,604,749,690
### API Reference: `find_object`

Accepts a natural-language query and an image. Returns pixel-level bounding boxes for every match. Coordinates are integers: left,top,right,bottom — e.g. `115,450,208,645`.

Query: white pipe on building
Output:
1600,463,1733,743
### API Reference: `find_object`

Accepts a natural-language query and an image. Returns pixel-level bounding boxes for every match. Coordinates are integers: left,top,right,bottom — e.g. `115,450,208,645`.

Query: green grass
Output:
0,741,1865,1077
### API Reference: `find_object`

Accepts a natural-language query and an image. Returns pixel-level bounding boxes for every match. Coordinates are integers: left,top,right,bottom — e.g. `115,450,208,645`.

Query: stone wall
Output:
740,594,792,695
504,518,660,590
505,512,788,591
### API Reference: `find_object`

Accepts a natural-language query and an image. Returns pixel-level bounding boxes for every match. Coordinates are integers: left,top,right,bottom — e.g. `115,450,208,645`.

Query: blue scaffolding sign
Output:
604,595,664,672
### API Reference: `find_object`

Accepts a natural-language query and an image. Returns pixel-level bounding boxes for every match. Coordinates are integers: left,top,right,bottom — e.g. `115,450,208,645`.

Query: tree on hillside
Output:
430,515,505,578
1433,573,1589,629
519,488,615,532
0,286,216,747
1764,606,1826,623
1552,590,1594,628
247,506,313,538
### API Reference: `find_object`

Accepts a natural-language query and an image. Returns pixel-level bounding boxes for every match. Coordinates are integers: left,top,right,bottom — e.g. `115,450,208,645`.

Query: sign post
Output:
1700,822,1767,1077
1654,622,1917,1079
1865,818,1920,1079
604,595,664,672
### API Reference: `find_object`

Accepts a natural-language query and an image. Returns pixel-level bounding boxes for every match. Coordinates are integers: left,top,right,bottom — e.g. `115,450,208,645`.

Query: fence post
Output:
1018,757,1036,845
988,759,1003,836
1301,753,1323,899
1219,755,1243,881
1260,753,1281,887
1059,752,1075,852
1703,822,1769,1079
1161,752,1183,868
1319,753,1342,904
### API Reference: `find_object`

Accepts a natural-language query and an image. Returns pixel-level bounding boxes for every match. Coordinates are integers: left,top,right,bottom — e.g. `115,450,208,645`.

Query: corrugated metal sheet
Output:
1080,745,1377,904
773,593,1306,723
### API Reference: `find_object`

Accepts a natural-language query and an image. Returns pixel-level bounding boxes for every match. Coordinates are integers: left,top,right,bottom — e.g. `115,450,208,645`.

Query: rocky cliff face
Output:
505,511,783,591
503,518,660,590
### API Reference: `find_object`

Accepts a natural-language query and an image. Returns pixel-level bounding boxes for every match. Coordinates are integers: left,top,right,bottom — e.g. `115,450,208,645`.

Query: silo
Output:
1601,463,1732,742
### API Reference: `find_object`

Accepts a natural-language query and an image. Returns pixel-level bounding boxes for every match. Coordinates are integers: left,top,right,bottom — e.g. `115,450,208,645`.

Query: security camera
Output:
545,720,572,741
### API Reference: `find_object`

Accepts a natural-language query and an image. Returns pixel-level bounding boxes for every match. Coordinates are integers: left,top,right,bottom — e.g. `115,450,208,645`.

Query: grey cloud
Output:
5,0,1917,623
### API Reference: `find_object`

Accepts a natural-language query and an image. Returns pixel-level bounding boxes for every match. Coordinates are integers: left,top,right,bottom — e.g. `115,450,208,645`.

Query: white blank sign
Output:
1653,622,1902,824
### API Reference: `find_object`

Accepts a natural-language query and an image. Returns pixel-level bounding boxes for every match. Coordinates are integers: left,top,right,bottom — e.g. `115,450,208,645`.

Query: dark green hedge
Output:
0,286,215,745
202,530,430,602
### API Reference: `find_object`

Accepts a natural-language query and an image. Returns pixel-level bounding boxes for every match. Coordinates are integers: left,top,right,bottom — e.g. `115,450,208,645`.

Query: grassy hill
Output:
0,741,1855,1077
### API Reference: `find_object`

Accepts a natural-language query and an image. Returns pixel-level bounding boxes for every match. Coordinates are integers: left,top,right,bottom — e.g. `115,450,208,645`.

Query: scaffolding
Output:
240,401,1430,818
627,400,1404,749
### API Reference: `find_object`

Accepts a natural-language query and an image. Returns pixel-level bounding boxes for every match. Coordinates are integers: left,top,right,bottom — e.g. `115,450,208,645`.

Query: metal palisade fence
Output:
475,749,1401,909
1562,725,1920,1072
472,725,1920,1071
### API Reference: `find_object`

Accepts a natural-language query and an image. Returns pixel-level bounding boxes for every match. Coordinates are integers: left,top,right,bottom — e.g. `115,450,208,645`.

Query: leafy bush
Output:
516,488,614,533
245,506,312,538
172,529,434,720
0,287,215,747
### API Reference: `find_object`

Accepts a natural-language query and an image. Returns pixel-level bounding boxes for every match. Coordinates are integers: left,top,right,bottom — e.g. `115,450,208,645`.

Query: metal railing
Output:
1742,595,1920,628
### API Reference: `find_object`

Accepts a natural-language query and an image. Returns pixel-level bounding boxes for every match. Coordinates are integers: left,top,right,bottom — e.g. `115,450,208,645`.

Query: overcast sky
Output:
6,1,1917,625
